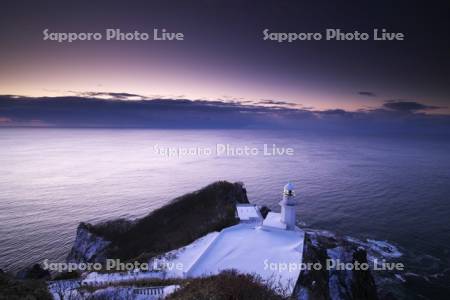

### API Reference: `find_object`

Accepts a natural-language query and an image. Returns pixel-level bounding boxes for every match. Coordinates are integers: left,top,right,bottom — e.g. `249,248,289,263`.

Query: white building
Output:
263,182,298,230
235,203,263,224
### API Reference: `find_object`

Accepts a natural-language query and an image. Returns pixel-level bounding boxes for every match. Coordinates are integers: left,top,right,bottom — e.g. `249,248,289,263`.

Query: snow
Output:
52,225,305,296
82,270,162,285
262,212,287,230
62,210,305,297
161,222,305,295
160,232,220,277
236,204,262,221
80,233,220,285
184,223,304,294
162,285,179,295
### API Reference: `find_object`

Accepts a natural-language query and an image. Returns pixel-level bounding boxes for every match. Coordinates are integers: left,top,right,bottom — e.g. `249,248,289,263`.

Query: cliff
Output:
67,181,249,263
67,223,112,263
297,230,380,300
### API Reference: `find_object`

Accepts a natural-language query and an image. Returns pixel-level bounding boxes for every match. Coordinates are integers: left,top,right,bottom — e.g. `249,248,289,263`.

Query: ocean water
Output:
0,128,449,297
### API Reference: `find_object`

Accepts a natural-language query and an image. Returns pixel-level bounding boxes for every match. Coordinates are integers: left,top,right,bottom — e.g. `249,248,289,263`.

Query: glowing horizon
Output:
1,1,449,115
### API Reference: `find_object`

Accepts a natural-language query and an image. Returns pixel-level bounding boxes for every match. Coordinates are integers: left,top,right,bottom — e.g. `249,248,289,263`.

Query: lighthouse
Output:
279,182,297,230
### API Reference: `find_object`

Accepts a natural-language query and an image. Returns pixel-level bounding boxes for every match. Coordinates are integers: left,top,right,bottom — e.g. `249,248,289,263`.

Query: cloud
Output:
358,91,376,97
69,91,147,100
318,109,348,115
383,100,442,112
0,94,449,135
256,99,300,107
0,95,289,128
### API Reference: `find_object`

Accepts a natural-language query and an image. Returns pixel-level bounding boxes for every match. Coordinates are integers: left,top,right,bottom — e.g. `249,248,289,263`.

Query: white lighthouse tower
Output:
279,182,297,230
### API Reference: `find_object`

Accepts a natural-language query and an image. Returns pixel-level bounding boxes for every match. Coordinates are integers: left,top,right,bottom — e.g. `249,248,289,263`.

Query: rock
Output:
352,248,378,300
16,264,51,280
297,230,380,300
297,235,330,300
259,206,271,218
52,270,81,281
66,222,112,263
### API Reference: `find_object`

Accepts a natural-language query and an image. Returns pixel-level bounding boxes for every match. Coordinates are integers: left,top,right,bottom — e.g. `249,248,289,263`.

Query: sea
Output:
0,128,449,298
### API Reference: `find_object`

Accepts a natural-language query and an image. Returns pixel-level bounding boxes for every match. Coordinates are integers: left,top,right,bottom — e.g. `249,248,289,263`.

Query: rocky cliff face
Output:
297,232,378,300
67,181,249,263
296,229,403,300
67,222,112,263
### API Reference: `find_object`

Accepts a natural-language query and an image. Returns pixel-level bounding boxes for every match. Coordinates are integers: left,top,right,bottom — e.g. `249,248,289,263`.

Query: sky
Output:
0,0,449,127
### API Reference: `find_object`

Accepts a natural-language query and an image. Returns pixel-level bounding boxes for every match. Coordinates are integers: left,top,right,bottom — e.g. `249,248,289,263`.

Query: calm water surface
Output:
0,128,449,297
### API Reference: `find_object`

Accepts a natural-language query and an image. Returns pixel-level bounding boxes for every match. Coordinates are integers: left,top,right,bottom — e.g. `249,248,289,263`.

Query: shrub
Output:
0,272,52,300
167,270,286,300
85,181,248,261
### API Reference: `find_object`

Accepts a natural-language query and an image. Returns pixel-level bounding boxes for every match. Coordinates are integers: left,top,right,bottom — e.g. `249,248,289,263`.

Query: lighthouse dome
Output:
284,182,295,195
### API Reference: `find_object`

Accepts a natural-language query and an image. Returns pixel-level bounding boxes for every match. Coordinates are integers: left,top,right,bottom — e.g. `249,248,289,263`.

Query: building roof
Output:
236,204,263,221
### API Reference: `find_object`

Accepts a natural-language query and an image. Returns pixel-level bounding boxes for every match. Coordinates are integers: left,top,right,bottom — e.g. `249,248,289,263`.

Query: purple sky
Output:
0,1,449,115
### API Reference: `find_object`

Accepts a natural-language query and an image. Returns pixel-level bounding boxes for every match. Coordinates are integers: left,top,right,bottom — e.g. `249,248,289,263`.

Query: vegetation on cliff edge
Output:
76,181,249,261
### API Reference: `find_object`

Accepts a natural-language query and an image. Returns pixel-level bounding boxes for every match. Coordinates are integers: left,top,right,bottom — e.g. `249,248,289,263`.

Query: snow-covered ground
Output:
262,212,287,230
160,232,220,278
78,223,305,295
52,211,305,298
183,223,304,294
79,232,219,285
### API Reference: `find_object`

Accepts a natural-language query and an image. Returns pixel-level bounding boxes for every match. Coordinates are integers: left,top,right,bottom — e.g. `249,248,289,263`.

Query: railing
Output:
133,286,165,295
47,279,81,290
